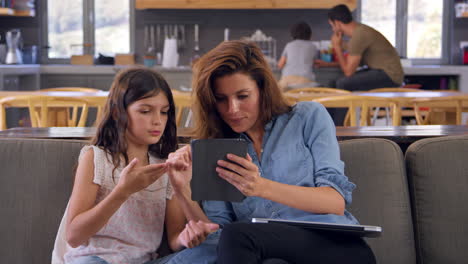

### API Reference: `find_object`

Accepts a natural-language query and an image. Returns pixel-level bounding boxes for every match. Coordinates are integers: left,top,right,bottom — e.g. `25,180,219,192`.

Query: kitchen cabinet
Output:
135,0,357,10
41,75,114,91
0,65,40,91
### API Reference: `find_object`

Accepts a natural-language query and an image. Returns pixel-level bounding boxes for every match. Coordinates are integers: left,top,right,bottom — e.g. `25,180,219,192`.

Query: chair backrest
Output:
340,138,416,264
284,87,351,94
412,95,468,125
172,91,192,127
312,95,398,126
368,87,423,92
41,87,101,92
405,135,468,264
0,95,89,130
41,88,105,127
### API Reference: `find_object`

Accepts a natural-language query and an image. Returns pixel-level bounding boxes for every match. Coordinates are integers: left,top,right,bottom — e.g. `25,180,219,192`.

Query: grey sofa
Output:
0,136,467,264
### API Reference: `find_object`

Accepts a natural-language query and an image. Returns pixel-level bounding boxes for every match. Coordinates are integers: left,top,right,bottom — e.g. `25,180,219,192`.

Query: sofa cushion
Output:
340,138,416,264
0,138,86,264
405,135,468,264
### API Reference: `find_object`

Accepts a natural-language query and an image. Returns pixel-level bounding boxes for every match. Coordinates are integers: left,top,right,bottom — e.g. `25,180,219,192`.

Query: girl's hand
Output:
177,220,219,249
216,153,267,197
166,145,193,193
314,59,328,68
115,158,167,196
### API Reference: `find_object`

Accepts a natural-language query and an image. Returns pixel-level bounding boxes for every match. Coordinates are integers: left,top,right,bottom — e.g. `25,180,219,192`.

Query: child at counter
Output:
277,21,320,90
52,67,218,264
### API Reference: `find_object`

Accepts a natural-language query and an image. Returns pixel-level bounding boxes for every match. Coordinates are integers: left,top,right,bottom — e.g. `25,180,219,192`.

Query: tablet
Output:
252,218,382,237
191,138,248,202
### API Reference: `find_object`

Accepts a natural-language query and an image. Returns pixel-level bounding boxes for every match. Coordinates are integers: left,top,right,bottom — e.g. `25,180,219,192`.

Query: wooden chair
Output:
368,87,425,125
412,95,468,125
284,87,351,94
285,88,351,124
172,91,192,127
41,87,104,126
0,95,89,130
312,95,399,126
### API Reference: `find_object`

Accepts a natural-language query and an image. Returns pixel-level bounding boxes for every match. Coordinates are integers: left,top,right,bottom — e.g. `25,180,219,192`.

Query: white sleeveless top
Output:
64,145,173,264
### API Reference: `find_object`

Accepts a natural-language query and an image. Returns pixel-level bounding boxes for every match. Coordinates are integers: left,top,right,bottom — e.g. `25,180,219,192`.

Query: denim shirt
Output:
202,101,359,226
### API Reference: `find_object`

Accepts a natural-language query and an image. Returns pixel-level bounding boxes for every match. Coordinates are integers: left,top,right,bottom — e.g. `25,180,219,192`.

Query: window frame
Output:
357,0,451,65
40,0,135,64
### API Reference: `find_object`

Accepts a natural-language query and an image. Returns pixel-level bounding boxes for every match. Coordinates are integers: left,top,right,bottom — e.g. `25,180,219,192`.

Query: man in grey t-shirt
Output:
328,4,403,91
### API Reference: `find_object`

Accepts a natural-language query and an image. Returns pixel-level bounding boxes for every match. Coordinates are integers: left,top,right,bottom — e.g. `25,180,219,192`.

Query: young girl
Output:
52,67,218,264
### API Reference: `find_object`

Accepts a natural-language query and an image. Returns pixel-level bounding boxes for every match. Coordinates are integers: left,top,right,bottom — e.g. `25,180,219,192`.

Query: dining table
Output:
285,90,465,103
285,90,468,126
2,125,468,152
0,126,193,143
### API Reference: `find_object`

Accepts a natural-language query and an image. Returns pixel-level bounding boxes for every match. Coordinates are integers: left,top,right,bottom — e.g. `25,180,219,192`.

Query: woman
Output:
159,41,375,264
277,21,319,90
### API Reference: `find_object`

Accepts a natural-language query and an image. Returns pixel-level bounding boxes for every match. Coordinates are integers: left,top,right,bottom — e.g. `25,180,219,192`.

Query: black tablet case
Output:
191,138,248,202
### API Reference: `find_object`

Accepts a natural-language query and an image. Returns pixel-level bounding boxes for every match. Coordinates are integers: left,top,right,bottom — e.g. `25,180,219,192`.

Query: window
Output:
407,0,443,59
47,1,83,58
360,0,448,64
44,0,132,60
361,0,396,46
95,0,130,56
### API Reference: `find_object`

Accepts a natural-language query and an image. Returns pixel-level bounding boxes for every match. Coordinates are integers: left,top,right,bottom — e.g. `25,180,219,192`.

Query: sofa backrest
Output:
0,137,427,264
405,135,468,264
340,138,416,264
0,138,86,264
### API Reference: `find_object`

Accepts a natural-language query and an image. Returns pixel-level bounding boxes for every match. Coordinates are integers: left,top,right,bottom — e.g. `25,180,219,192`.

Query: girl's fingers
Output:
181,229,190,248
187,223,199,248
202,222,220,232
189,221,204,243
123,158,139,173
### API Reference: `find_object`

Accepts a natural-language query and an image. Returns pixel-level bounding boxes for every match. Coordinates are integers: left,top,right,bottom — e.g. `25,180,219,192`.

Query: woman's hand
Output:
216,153,268,197
166,145,193,193
177,220,219,249
115,158,167,197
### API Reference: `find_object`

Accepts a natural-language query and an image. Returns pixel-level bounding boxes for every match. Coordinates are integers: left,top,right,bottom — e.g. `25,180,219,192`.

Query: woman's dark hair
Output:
290,22,312,40
92,67,177,174
328,4,353,24
191,40,292,139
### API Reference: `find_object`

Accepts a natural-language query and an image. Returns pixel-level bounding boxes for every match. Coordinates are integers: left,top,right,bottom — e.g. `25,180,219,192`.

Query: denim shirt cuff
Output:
316,178,353,204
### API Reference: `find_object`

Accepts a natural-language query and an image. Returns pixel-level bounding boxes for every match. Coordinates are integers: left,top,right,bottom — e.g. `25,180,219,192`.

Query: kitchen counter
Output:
0,64,40,75
39,64,194,74
1,64,468,92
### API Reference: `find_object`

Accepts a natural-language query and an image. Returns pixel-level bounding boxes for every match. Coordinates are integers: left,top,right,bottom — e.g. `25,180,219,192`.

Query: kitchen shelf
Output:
136,0,357,10
0,7,35,17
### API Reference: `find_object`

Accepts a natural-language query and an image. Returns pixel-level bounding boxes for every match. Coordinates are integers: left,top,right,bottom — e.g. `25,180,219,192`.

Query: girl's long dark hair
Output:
92,67,177,173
